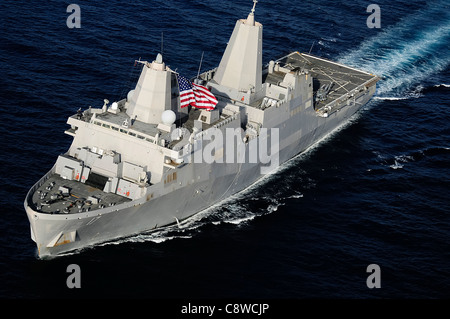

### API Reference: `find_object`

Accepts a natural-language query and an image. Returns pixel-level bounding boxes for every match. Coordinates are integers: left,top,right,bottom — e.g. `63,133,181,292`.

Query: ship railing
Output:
196,67,218,82
316,80,375,117
24,164,57,209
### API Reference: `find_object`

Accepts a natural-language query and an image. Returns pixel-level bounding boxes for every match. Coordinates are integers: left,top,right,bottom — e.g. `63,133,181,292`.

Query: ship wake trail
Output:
338,0,450,99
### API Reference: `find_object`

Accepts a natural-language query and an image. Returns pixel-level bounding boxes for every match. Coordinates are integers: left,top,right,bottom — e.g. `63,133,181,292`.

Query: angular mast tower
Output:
213,0,262,94
126,53,175,125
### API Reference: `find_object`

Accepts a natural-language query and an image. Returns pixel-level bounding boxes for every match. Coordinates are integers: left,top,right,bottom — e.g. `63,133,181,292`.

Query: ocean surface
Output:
0,0,449,302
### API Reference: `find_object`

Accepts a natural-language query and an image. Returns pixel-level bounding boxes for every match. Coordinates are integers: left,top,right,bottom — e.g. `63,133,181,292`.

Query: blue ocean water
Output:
0,0,449,301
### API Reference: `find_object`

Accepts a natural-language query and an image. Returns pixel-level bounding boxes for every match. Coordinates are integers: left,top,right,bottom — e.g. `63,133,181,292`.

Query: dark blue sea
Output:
0,0,449,306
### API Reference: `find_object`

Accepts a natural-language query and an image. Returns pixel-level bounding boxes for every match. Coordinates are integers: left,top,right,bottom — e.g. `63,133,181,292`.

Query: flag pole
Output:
196,51,204,79
161,32,164,56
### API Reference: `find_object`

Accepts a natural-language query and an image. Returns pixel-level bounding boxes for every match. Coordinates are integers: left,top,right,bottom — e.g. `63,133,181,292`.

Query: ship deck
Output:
92,110,172,142
265,52,378,110
31,173,131,214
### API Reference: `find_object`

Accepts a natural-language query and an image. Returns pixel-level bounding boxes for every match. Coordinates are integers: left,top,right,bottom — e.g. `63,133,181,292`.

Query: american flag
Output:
177,75,218,111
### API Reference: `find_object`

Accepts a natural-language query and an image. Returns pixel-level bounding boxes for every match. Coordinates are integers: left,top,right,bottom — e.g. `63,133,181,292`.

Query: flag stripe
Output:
177,75,218,110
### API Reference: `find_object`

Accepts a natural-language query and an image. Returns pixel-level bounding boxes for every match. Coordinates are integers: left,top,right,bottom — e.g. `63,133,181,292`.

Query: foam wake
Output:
338,0,450,99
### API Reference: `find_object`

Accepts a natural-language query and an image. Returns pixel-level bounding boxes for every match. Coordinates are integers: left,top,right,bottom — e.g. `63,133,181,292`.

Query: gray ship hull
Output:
25,84,375,258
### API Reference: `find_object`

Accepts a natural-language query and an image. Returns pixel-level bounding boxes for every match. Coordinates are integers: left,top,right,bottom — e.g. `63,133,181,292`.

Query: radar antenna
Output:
246,0,258,25
161,32,164,56
251,0,258,14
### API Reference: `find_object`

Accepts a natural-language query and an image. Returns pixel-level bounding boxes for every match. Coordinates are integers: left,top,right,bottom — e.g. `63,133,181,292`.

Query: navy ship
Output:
25,1,379,257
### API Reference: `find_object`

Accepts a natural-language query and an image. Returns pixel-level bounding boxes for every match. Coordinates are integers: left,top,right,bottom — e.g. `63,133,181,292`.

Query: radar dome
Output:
161,110,176,125
127,90,135,102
